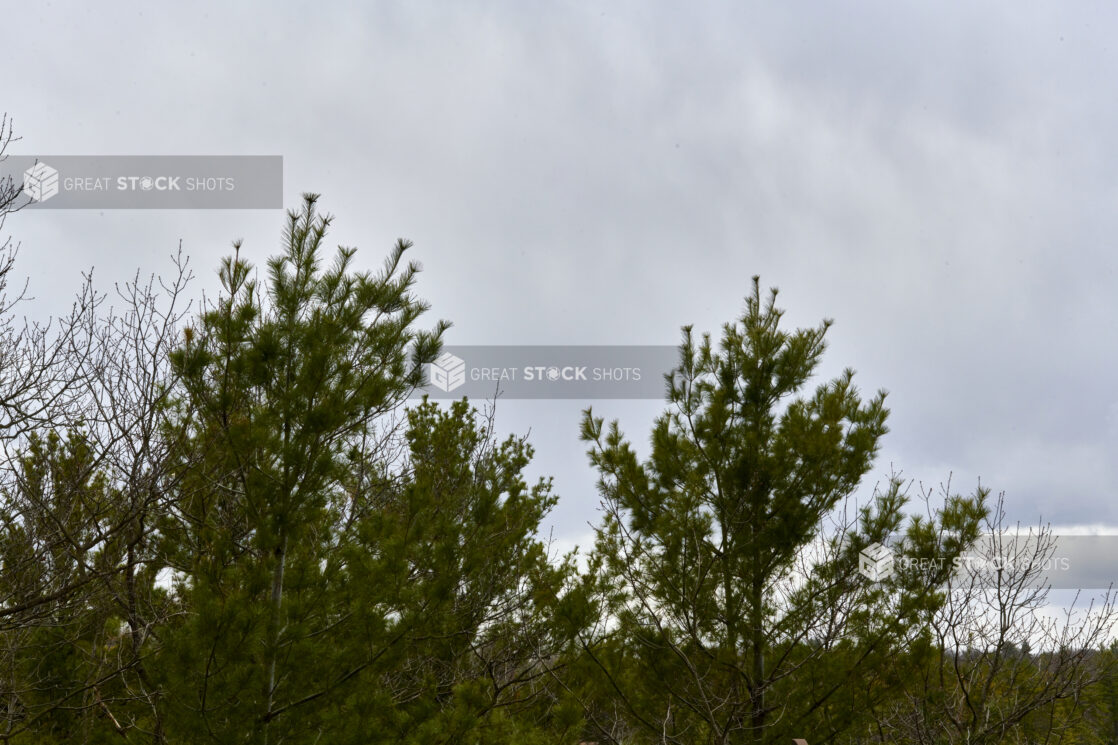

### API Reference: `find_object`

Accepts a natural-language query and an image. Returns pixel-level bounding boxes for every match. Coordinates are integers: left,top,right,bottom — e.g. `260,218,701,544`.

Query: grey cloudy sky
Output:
4,1,1118,549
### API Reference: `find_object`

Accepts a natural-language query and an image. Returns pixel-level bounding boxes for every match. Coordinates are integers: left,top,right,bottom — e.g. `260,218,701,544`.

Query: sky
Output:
3,1,1118,556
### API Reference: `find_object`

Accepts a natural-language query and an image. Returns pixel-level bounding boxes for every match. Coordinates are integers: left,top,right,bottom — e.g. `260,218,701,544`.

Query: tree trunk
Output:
264,536,287,744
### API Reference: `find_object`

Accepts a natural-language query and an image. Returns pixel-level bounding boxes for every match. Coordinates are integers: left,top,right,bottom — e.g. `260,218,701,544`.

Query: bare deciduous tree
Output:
0,114,99,445
860,487,1118,745
0,254,193,741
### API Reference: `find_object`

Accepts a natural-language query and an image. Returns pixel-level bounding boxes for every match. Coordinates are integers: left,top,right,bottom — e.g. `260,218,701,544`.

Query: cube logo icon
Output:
23,162,60,203
427,352,466,392
858,542,894,582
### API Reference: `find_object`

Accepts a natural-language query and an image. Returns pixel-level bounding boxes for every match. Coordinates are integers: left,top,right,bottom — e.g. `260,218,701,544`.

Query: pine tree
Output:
326,398,581,744
156,194,446,743
575,277,986,745
150,195,576,744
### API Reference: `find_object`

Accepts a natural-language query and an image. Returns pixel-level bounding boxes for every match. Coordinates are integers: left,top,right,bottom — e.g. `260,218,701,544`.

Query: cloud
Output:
2,0,1117,539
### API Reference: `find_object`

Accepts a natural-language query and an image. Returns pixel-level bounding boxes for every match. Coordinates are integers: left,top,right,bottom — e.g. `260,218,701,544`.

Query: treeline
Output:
1,183,1117,740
